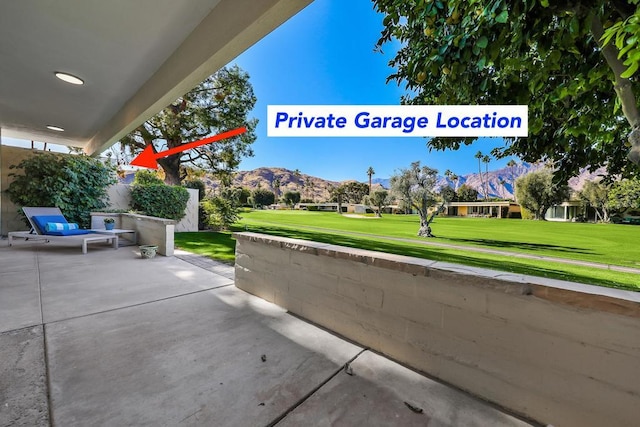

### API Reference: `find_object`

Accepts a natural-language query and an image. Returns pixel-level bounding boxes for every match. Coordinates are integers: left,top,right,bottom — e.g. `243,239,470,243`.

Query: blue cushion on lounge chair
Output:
45,228,92,236
31,215,67,234
32,215,92,236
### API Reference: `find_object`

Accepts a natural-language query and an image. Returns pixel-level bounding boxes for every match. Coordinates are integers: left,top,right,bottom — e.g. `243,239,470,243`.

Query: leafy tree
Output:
121,65,257,185
329,185,346,214
237,187,251,206
457,184,479,202
390,161,441,237
272,178,281,201
607,177,640,212
201,187,241,230
331,182,370,204
515,170,570,220
251,188,275,208
439,185,457,202
367,166,376,193
579,180,612,222
133,169,164,186
282,191,301,209
374,0,640,181
602,7,640,79
364,189,391,217
7,152,116,228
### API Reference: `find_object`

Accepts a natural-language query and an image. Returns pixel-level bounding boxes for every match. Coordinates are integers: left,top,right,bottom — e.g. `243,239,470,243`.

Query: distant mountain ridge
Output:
207,162,606,200
373,162,606,199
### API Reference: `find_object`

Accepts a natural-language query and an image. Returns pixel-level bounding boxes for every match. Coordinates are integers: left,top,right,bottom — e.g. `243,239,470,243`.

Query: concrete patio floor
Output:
0,238,537,426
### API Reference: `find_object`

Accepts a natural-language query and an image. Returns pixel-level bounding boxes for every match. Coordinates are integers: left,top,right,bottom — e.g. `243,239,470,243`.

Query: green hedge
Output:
7,152,116,228
130,185,189,221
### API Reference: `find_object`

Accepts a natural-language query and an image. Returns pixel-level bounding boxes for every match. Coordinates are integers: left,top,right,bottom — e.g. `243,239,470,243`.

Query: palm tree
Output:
507,159,517,169
474,151,486,200
366,166,375,194
451,173,459,191
272,178,281,202
293,169,301,191
305,176,313,201
482,154,491,200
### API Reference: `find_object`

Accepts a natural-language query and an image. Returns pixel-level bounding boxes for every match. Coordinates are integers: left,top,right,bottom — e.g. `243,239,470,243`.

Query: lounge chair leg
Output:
82,241,88,254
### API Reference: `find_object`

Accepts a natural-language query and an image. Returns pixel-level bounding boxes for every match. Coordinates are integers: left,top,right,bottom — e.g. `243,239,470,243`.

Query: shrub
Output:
133,169,164,186
7,152,116,228
201,187,241,230
130,184,189,220
251,188,275,207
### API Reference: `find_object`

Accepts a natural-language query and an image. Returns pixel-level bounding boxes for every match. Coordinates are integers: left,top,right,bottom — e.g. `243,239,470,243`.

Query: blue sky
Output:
232,0,516,181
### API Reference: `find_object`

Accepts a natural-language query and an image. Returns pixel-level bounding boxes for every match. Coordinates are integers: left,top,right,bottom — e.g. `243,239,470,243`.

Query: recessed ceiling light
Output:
55,72,84,85
47,125,65,132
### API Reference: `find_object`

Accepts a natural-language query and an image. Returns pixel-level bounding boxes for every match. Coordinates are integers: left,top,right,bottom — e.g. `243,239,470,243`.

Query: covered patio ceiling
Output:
0,0,312,155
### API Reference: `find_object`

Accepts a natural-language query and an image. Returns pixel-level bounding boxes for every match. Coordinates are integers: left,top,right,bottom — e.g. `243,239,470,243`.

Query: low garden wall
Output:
234,232,640,427
91,212,175,256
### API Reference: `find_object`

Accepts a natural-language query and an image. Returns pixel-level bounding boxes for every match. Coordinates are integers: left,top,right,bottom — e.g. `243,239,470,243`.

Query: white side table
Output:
90,228,137,247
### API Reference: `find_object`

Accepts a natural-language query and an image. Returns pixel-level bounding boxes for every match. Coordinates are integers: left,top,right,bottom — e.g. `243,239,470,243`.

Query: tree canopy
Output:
390,161,440,236
7,152,116,228
374,0,640,182
515,169,570,220
251,189,276,208
364,189,391,217
121,65,258,185
283,191,301,208
608,177,640,211
457,184,479,201
578,180,612,221
330,182,370,204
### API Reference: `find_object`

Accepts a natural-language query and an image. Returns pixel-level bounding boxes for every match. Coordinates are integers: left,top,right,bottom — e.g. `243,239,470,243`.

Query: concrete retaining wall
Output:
234,232,640,427
91,212,175,256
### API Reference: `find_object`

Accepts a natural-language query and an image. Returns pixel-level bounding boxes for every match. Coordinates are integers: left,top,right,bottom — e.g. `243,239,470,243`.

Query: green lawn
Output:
175,210,640,290
174,231,236,264
239,210,640,268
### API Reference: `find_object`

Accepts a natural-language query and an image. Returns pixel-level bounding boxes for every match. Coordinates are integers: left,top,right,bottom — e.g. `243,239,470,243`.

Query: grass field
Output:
175,231,236,264
176,210,640,290
239,210,640,268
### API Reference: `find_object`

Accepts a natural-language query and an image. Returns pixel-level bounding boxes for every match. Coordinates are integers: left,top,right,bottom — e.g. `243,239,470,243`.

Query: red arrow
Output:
130,127,247,169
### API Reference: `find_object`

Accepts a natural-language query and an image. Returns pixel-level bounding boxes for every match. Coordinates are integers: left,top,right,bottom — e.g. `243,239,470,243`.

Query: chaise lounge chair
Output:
8,207,118,254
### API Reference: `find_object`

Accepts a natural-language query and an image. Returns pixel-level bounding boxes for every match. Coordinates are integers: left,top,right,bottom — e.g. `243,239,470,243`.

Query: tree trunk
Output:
591,16,640,163
477,159,485,200
417,217,433,237
157,154,182,185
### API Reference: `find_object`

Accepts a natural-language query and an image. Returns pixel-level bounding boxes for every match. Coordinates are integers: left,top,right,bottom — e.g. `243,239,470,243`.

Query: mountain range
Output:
216,162,606,200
